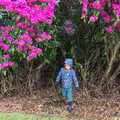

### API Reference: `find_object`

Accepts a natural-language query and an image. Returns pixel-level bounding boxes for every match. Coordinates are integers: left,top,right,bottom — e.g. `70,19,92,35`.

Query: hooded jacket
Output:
56,58,79,88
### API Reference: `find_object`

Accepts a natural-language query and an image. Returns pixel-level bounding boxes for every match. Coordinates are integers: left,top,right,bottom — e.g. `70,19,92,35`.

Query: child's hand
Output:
75,87,80,91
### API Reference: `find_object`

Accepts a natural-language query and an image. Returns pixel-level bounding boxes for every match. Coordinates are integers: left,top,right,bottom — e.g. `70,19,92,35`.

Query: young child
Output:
55,58,80,112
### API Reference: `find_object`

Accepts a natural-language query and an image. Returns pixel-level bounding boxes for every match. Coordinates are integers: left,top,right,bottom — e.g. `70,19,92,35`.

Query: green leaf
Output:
44,59,50,64
3,70,7,76
0,14,2,19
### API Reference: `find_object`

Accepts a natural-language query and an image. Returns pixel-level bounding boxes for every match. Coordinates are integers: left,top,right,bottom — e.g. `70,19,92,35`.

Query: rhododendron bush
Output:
81,0,120,34
0,0,58,73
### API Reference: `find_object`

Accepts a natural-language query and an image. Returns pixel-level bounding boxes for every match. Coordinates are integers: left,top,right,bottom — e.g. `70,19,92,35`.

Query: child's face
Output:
64,63,71,70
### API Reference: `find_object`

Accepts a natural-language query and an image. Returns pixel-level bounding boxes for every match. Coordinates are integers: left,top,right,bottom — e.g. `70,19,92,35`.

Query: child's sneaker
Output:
68,106,73,112
68,101,73,112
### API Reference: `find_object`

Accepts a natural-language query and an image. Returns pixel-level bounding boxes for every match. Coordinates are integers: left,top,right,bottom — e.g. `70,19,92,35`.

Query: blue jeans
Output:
61,88,73,102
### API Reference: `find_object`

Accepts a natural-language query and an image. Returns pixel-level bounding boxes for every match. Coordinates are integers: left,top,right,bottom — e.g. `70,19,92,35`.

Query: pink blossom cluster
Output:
0,39,10,51
0,61,14,69
3,54,10,60
81,0,88,18
101,10,113,23
0,26,14,32
0,0,57,70
16,22,30,29
64,27,75,35
0,0,58,24
105,26,114,34
105,20,120,34
112,3,120,17
82,0,88,13
39,32,52,40
90,1,103,11
0,53,14,70
34,32,52,43
81,0,120,34
65,20,73,25
19,33,33,44
89,0,108,10
27,46,43,60
0,25,52,70
2,33,14,42
64,20,75,35
89,15,98,22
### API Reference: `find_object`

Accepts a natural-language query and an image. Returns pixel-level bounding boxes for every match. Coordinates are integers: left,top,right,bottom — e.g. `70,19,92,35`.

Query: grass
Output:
0,113,64,120
0,113,119,120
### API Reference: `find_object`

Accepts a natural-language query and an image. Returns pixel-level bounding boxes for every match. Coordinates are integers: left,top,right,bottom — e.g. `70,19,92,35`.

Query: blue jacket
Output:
56,67,79,88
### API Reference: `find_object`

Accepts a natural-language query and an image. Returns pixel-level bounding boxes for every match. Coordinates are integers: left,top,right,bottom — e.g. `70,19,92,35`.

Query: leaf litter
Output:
0,88,119,120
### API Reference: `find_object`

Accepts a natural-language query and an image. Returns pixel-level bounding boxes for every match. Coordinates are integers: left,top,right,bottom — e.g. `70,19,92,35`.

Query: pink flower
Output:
90,1,103,10
112,3,120,17
0,41,4,47
31,47,43,54
101,10,113,23
0,8,2,13
2,33,14,41
105,26,114,34
0,26,13,32
28,46,35,51
35,38,42,43
8,61,14,67
20,33,32,44
40,32,52,40
27,52,37,60
16,22,25,29
44,19,53,24
65,20,73,25
1,62,9,69
65,27,75,35
81,13,87,19
82,0,89,13
2,44,10,51
0,63,1,69
17,45,28,51
35,48,43,54
26,28,36,36
0,0,57,25
27,47,43,60
8,36,14,42
101,10,108,17
1,61,14,69
89,15,98,22
2,33,9,38
27,0,37,3
16,22,30,29
17,40,25,46
103,15,112,23
100,0,108,6
17,45,24,51
3,54,10,60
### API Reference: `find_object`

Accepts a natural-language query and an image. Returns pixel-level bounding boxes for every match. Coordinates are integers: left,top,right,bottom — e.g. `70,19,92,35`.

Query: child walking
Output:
55,58,80,112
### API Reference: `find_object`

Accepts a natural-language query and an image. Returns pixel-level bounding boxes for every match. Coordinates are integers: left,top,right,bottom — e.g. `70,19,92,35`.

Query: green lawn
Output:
0,113,64,120
0,112,119,120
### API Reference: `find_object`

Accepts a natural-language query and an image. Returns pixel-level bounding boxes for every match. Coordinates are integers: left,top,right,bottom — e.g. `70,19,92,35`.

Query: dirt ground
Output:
0,88,119,120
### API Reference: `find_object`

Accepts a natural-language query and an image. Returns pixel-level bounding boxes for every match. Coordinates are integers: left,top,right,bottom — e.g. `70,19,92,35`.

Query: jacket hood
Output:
64,58,73,68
